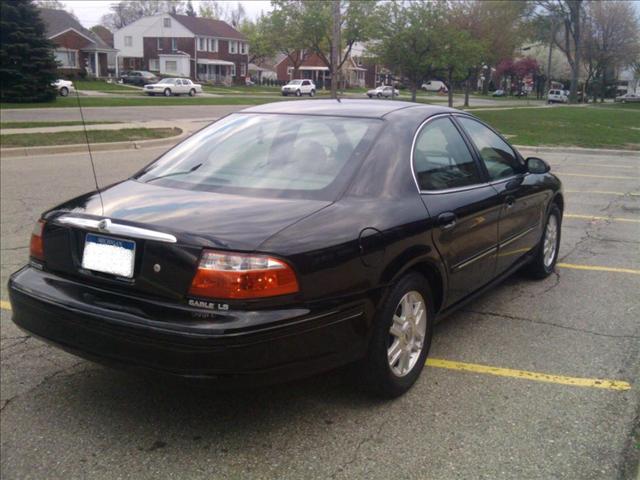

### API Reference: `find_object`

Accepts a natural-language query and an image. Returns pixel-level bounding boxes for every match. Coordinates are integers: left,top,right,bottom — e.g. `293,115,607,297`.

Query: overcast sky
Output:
60,0,273,28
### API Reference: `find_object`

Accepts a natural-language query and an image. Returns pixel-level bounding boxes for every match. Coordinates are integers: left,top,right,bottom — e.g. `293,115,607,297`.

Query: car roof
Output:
241,99,454,119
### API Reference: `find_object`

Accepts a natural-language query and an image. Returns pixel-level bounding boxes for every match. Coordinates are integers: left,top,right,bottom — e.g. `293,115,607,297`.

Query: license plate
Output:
81,233,136,278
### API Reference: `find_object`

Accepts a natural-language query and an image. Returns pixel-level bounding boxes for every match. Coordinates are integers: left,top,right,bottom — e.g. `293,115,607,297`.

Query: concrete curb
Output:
1,129,187,158
515,145,640,157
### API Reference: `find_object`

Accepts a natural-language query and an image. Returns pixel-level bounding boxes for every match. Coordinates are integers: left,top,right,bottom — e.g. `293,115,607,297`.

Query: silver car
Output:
366,86,399,98
614,93,640,103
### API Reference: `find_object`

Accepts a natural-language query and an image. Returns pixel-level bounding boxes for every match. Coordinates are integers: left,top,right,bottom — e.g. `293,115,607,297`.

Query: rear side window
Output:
136,114,381,200
413,117,482,191
457,117,524,180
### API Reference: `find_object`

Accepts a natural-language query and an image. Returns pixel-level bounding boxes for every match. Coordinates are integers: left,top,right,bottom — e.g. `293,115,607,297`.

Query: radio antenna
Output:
74,82,104,216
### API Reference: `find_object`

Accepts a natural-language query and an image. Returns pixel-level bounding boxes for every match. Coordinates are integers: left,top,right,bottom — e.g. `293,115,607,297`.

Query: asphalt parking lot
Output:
1,143,638,479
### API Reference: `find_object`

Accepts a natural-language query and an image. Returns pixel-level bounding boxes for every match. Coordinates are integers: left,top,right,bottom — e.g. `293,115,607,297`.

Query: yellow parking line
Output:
561,173,638,180
557,263,640,275
0,300,11,311
565,190,640,196
426,358,631,391
565,214,640,223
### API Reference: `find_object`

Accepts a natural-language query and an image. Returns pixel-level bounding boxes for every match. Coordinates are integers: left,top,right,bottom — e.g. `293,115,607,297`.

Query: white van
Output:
547,89,568,104
421,80,448,93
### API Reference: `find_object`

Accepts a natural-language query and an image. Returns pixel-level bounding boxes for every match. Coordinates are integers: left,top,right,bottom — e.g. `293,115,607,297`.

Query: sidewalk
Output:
2,120,205,135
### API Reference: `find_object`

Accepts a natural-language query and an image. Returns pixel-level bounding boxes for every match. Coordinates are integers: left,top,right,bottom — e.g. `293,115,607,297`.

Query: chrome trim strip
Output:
499,225,537,249
452,246,498,271
56,216,177,244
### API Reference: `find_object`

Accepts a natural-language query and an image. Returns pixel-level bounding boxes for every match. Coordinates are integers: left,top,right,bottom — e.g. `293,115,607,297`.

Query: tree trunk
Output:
600,69,606,103
464,78,470,107
330,0,340,100
447,68,454,108
569,3,582,104
411,83,417,102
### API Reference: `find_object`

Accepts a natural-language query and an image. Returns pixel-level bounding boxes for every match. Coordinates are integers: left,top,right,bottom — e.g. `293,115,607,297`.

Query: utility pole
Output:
331,0,340,99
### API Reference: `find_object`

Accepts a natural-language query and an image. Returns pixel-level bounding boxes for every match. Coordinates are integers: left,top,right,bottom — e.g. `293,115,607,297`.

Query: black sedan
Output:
119,70,158,86
9,100,563,397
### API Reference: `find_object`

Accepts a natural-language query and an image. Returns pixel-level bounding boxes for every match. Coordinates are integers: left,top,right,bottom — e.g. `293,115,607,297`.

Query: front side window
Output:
135,114,381,200
457,117,524,180
240,63,246,76
198,37,205,50
230,63,236,77
171,38,177,51
149,59,159,71
54,49,77,67
124,36,132,47
413,117,482,191
229,41,238,54
157,38,162,49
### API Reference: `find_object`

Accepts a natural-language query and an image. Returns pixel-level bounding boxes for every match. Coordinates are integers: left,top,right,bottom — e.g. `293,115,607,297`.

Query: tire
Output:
367,94,373,98
189,89,196,97
309,89,315,97
59,87,69,97
282,92,287,96
295,89,302,97
362,272,434,398
164,88,172,97
525,204,562,279
377,93,382,98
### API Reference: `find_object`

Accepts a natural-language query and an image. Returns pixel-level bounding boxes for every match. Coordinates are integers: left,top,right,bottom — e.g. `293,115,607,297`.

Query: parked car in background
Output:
144,78,202,96
547,89,568,104
367,86,400,98
421,80,448,93
281,79,316,97
492,89,506,97
119,70,158,86
9,100,563,398
52,79,74,97
614,92,640,103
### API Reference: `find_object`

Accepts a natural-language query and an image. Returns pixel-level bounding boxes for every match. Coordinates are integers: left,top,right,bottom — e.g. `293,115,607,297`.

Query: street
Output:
1,143,639,479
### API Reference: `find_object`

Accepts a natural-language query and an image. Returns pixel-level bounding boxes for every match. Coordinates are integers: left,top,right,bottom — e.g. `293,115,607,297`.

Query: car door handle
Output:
505,195,515,208
437,212,457,229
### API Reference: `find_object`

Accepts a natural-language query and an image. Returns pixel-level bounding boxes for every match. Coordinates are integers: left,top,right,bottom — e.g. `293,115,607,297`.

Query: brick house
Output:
113,14,248,84
275,51,366,89
39,8,117,78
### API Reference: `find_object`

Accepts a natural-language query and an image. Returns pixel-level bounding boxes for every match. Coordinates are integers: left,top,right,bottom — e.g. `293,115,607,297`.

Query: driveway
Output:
1,145,638,479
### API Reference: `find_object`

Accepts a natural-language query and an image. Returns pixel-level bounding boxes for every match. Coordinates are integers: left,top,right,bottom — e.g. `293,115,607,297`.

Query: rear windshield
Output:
135,113,381,200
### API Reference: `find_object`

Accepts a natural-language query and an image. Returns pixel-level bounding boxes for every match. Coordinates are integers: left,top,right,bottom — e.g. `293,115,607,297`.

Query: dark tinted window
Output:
413,118,483,191
136,114,381,200
457,117,524,180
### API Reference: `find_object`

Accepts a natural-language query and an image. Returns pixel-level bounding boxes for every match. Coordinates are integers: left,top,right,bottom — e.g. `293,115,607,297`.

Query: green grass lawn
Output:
1,127,181,148
0,95,293,109
73,80,138,92
473,105,640,150
1,120,121,129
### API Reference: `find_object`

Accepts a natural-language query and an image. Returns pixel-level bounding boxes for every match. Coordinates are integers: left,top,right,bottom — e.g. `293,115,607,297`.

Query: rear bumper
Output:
9,266,370,384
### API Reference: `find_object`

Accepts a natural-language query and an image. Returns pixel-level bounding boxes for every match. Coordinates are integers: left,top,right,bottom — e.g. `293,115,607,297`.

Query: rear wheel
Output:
59,87,69,97
164,88,172,97
309,89,315,97
362,272,434,398
189,89,196,97
295,89,302,97
377,92,382,98
526,204,561,279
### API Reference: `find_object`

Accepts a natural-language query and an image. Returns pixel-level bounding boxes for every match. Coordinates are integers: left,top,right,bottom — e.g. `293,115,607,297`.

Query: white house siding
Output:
114,14,194,59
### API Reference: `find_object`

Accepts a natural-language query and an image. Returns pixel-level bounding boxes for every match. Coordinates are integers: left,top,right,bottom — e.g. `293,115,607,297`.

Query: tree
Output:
240,15,275,65
537,0,584,103
582,0,640,102
199,1,228,20
265,1,310,80
0,0,58,103
185,0,196,17
375,0,446,102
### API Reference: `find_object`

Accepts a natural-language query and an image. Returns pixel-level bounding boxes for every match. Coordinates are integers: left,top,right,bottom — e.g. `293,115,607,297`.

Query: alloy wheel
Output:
543,214,558,268
387,291,427,377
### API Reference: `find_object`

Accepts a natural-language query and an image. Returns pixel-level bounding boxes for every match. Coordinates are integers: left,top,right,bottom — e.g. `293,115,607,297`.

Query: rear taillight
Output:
188,250,299,299
29,219,45,261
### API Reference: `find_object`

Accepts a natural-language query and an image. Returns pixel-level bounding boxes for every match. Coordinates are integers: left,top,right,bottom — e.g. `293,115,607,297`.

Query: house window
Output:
240,42,247,55
124,36,132,47
165,60,177,73
163,18,171,28
240,63,246,77
198,37,205,51
230,63,236,77
171,38,177,51
149,59,159,71
229,41,237,54
157,38,162,50
54,49,77,68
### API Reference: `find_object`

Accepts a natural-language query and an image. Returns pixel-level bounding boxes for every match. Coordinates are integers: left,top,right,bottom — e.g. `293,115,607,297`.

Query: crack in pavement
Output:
464,309,640,340
330,417,390,479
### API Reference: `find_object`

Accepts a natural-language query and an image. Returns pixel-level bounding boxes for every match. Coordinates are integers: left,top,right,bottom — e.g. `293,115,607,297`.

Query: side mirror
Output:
526,157,550,174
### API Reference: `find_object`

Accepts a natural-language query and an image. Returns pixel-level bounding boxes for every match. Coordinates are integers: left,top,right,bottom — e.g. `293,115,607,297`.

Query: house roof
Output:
39,8,115,51
170,14,246,40
91,25,114,48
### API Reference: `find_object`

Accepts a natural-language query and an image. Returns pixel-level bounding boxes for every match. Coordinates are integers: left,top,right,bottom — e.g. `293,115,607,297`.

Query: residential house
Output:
274,50,366,88
113,14,248,84
39,8,117,78
91,25,117,74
